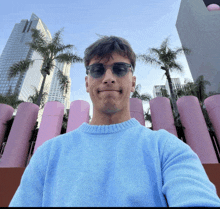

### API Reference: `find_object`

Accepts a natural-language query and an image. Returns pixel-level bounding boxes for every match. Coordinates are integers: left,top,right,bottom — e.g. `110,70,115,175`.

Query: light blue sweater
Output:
9,118,220,207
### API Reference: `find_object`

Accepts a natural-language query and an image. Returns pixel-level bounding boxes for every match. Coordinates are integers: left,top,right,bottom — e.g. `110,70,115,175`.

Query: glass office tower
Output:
0,13,71,127
0,13,52,100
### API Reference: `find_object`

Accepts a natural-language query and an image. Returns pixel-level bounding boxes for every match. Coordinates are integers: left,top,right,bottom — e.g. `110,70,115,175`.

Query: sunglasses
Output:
86,62,133,78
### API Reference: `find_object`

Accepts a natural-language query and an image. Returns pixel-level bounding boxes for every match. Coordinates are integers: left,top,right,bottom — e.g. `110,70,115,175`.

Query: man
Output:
85,51,136,125
9,36,220,207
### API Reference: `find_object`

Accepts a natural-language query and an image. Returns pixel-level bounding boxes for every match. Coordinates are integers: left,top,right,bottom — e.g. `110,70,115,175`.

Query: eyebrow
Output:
91,62,130,65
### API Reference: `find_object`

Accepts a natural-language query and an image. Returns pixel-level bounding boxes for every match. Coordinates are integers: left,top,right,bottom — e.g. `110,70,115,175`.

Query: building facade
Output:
153,78,184,98
176,0,220,96
0,13,52,100
0,13,71,128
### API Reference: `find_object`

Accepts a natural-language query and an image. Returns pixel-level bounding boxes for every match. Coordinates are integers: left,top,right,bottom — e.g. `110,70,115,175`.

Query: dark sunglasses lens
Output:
90,63,128,78
90,64,105,78
113,64,128,77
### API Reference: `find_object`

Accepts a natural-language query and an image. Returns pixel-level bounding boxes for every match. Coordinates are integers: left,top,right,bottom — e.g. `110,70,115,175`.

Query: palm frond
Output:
29,28,48,47
25,28,50,57
174,47,192,56
160,35,171,51
27,42,49,57
55,44,75,54
149,48,160,57
168,62,184,75
55,53,83,64
52,28,64,46
55,70,70,95
137,54,161,66
7,60,34,80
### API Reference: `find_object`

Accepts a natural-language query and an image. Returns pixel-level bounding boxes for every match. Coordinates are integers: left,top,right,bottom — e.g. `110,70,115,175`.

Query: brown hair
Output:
84,35,136,74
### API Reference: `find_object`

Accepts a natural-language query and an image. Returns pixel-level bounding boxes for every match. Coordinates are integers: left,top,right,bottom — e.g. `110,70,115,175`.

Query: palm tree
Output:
0,86,25,109
130,84,153,129
0,28,83,157
169,75,220,132
26,85,49,110
131,74,220,142
169,75,220,110
167,75,220,154
6,27,83,107
136,35,192,125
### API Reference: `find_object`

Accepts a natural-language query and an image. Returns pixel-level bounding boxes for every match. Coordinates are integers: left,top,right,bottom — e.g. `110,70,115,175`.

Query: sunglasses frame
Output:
86,62,134,78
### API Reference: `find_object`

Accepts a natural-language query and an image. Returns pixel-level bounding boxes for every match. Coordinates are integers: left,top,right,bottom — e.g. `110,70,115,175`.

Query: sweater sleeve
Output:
8,141,49,207
160,129,220,207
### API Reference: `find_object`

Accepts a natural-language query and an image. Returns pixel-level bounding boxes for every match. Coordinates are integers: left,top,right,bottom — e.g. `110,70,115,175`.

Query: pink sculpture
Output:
207,4,220,11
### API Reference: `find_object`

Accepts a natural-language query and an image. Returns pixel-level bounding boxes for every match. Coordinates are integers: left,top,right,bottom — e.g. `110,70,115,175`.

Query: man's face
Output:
85,52,136,124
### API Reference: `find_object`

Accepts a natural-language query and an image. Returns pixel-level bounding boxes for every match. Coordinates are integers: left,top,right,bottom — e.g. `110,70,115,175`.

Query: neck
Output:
89,111,131,125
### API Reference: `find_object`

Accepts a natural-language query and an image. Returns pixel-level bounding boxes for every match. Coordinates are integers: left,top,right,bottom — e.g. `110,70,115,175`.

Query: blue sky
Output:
0,0,195,127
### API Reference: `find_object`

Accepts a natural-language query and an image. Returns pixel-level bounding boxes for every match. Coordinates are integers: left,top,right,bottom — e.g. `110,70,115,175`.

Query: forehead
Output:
89,53,130,65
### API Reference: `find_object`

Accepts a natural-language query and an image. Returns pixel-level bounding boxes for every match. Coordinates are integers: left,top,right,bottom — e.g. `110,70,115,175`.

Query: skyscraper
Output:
0,13,71,128
0,13,52,99
176,0,220,95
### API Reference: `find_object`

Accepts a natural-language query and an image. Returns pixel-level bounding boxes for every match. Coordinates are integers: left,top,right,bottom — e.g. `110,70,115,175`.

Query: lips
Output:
101,90,118,92
98,90,122,94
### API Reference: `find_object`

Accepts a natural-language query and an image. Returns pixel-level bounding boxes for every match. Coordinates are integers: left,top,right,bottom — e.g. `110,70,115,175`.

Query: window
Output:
22,20,29,33
27,21,32,33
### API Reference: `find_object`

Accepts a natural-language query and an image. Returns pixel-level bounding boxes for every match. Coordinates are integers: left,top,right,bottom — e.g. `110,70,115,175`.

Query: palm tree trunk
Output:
36,71,47,107
163,67,179,119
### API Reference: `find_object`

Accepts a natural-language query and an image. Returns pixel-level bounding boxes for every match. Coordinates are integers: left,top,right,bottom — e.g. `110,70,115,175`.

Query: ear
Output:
85,76,89,93
131,76,136,93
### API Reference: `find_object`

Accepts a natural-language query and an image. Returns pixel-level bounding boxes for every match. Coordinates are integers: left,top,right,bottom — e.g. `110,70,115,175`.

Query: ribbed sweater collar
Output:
78,118,141,134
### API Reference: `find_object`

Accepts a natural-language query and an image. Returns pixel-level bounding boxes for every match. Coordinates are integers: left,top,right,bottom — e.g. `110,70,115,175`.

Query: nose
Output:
102,68,116,84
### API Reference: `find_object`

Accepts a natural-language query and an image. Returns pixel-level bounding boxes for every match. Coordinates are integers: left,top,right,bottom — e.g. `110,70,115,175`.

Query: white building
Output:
153,78,183,98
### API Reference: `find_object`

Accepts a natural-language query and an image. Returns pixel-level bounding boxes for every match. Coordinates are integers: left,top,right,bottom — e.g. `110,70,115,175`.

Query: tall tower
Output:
0,13,52,100
176,0,220,95
0,13,71,127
